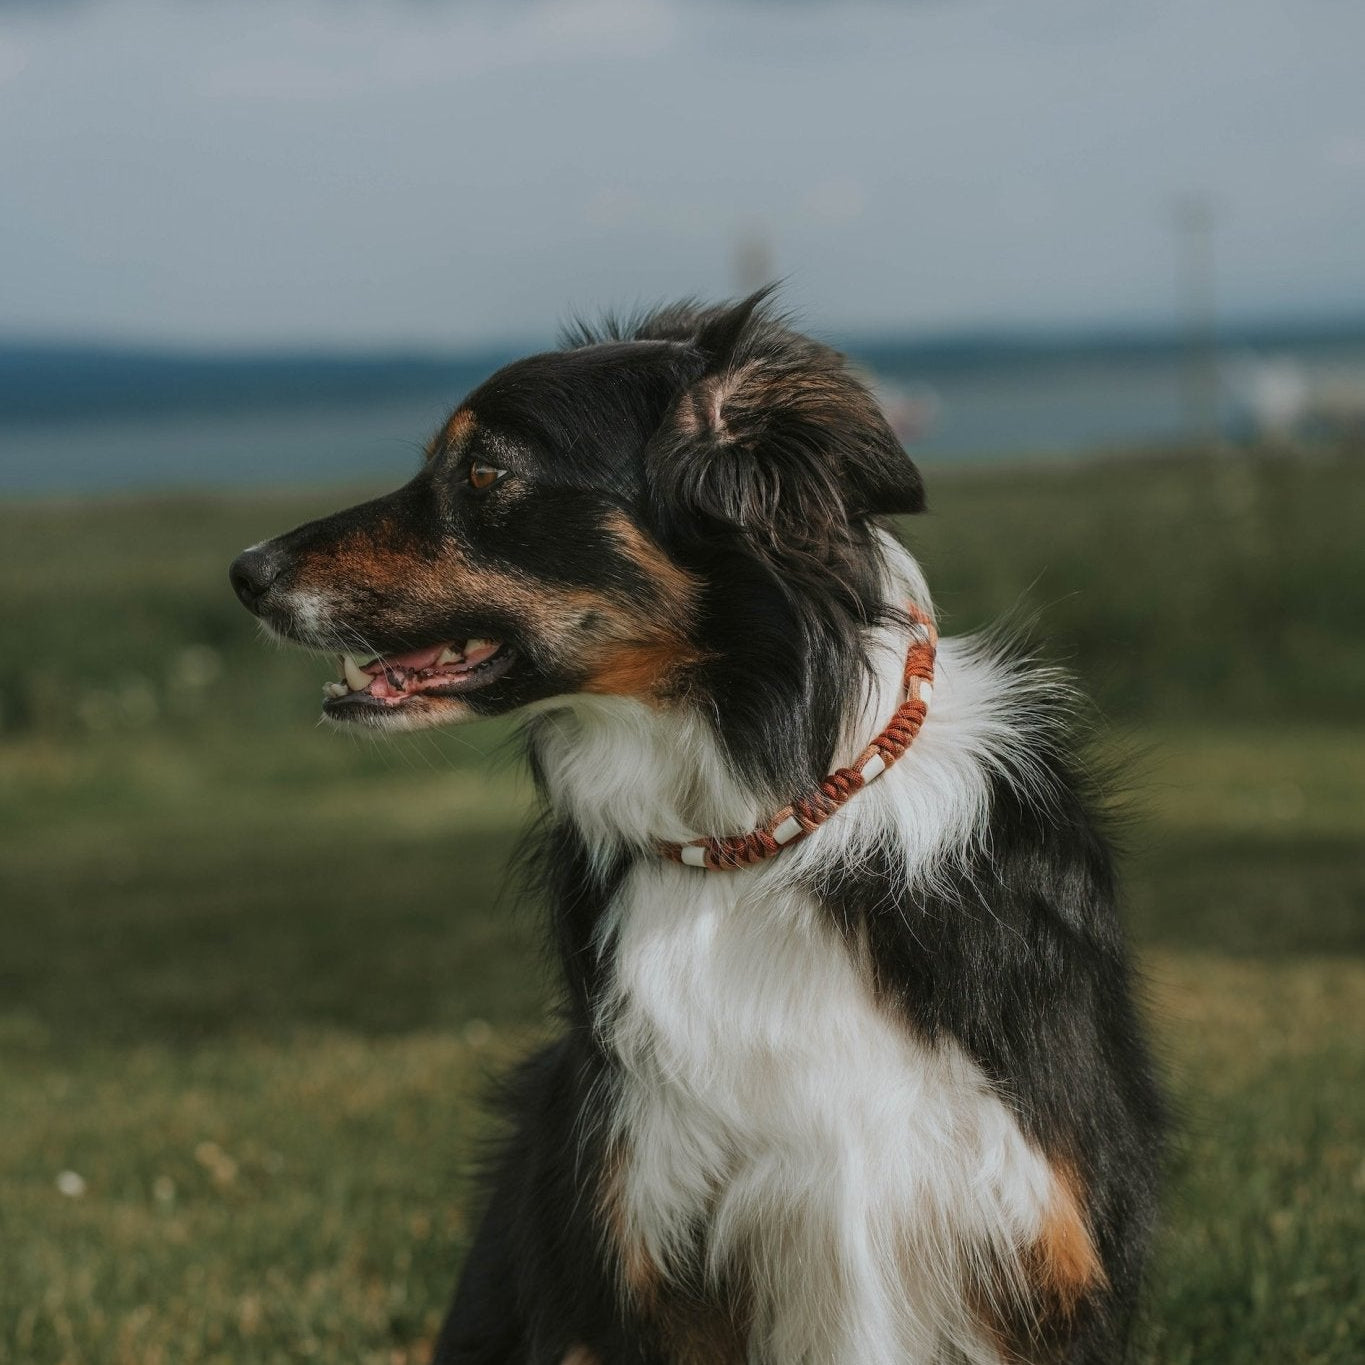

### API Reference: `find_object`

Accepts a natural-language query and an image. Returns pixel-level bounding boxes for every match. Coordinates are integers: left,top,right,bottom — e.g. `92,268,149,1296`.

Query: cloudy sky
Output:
1,0,1362,348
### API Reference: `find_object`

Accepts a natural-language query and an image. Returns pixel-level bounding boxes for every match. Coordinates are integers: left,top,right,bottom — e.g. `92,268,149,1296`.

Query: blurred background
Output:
1,2,1361,1362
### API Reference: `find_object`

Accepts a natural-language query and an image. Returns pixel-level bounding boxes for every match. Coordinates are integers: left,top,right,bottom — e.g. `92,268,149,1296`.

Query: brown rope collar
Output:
659,606,938,872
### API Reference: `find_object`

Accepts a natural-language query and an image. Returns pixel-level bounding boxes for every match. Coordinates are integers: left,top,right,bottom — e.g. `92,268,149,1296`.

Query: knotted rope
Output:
658,605,937,872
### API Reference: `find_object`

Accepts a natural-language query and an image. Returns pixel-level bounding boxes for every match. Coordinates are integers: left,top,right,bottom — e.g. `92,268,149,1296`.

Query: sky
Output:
1,0,1363,349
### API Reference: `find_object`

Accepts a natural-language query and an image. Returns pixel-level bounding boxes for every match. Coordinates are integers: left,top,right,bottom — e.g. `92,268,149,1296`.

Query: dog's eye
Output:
468,463,507,492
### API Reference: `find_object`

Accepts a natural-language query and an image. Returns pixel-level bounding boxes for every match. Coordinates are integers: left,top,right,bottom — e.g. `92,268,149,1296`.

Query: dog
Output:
230,291,1163,1364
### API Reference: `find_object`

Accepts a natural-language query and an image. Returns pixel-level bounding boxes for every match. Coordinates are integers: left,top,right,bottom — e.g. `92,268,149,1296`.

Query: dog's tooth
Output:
342,654,371,692
465,638,492,654
322,681,348,699
436,645,463,665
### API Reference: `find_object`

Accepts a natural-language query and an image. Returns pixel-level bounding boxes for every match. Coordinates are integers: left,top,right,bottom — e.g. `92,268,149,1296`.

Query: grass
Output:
1139,954,1364,1363
5,956,1358,1365
2,450,1363,1362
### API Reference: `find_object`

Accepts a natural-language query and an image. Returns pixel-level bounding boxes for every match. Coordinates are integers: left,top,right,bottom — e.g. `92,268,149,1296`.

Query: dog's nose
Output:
229,544,285,612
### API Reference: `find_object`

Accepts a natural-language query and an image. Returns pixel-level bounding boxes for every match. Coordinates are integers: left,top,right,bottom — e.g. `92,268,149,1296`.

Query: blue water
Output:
2,335,1362,495
1,393,459,496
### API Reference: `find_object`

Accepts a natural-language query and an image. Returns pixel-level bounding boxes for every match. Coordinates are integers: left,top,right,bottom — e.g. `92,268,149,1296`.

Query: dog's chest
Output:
598,865,1052,1364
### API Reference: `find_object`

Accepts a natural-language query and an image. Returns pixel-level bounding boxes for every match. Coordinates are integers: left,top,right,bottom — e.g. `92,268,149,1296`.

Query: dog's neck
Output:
526,534,934,861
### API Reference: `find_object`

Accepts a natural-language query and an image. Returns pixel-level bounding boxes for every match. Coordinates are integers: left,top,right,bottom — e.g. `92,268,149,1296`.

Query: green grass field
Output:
2,452,1362,1363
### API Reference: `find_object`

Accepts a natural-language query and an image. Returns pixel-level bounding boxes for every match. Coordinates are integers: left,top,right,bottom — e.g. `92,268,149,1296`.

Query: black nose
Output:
229,544,285,612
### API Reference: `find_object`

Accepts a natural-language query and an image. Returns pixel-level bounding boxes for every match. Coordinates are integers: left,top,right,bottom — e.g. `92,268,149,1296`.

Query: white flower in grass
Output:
56,1170,87,1197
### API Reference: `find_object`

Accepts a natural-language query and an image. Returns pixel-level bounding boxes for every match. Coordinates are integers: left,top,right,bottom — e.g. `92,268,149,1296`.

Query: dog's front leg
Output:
431,1037,666,1365
431,1166,528,1365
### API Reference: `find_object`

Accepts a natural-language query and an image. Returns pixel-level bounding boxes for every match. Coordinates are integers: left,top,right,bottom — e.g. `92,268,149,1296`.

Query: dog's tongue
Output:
362,644,446,675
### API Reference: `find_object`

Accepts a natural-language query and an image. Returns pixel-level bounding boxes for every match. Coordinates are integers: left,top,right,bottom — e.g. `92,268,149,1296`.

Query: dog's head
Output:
230,292,925,778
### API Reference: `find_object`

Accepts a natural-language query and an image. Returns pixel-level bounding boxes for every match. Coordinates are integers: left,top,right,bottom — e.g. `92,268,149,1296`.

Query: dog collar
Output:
658,606,938,872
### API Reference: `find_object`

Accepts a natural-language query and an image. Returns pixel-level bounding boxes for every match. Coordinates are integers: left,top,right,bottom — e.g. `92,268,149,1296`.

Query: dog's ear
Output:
647,293,925,565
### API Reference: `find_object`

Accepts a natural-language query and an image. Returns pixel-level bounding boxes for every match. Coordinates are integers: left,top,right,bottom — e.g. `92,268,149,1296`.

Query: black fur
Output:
816,718,1164,1359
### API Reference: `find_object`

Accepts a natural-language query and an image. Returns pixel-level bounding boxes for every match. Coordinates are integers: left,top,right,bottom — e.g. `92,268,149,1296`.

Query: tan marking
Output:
426,406,475,460
577,513,703,699
967,1158,1105,1359
292,528,525,614
1028,1159,1105,1316
603,511,700,618
599,1146,661,1306
559,1349,600,1365
291,519,427,594
583,638,702,700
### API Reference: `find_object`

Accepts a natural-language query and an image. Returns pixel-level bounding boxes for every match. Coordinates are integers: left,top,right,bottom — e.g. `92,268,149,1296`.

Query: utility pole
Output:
1174,195,1220,448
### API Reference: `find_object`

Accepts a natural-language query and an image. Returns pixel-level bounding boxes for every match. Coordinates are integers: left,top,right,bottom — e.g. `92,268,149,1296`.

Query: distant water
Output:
1,393,464,496
3,334,1364,495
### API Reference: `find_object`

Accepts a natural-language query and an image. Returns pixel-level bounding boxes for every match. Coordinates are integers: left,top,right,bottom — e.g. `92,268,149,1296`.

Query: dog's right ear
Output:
645,292,925,570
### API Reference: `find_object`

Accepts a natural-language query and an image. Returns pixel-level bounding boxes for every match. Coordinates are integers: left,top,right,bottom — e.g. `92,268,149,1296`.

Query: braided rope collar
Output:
659,605,938,872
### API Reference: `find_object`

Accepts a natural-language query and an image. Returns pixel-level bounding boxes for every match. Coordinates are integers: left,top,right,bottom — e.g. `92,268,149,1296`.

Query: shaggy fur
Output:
230,292,1163,1364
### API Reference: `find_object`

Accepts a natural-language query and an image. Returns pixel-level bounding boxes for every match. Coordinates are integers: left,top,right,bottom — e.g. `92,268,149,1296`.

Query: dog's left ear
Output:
647,293,925,561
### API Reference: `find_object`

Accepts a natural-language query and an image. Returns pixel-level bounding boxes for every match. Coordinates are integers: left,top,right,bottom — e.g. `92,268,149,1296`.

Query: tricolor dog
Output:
230,293,1163,1364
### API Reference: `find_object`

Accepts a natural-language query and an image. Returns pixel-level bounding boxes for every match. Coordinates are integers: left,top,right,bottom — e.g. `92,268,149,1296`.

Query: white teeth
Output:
322,681,348,699
465,638,493,654
436,645,463,665
341,654,371,691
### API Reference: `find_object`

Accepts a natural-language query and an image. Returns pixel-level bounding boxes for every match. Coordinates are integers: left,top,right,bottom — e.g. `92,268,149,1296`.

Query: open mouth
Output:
321,638,514,712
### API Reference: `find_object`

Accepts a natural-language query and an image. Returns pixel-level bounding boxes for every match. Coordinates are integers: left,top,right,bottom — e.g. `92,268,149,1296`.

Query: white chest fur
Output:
530,539,1071,1362
596,865,1052,1365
